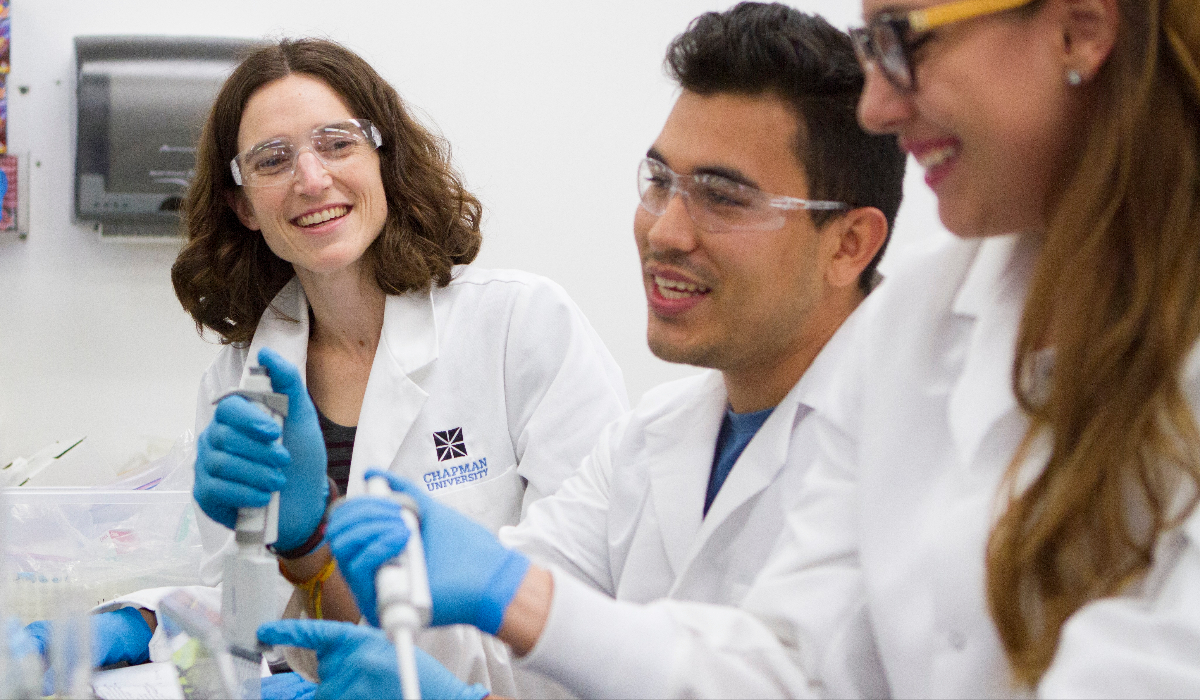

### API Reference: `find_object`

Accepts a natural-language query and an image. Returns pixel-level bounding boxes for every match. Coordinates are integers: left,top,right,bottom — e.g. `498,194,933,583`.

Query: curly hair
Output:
171,38,483,344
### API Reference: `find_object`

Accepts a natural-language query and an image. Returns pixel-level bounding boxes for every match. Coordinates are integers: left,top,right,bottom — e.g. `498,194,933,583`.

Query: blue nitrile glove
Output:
324,496,409,628
23,607,152,669
327,469,531,634
258,620,488,700
6,618,43,697
90,607,153,667
6,617,39,659
194,347,328,551
20,620,48,657
261,672,317,700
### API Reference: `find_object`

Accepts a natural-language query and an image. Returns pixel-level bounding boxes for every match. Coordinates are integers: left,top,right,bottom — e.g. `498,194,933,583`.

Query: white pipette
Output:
364,475,431,700
218,365,289,698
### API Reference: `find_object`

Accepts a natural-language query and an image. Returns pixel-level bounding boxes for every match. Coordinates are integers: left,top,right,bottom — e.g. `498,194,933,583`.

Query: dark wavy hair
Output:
665,3,905,293
172,38,483,344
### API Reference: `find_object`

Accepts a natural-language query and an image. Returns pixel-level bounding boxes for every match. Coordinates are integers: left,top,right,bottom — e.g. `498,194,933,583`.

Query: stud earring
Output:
1066,69,1083,86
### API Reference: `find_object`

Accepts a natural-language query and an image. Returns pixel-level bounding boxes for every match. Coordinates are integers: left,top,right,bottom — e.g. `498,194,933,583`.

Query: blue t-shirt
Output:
704,406,774,516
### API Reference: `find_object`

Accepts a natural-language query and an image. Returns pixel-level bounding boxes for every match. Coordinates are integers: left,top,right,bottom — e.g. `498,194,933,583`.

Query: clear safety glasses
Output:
230,119,383,188
636,158,848,233
849,0,1036,92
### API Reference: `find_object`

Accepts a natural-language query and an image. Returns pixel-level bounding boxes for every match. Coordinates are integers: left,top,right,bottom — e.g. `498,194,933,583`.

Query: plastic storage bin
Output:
4,488,204,622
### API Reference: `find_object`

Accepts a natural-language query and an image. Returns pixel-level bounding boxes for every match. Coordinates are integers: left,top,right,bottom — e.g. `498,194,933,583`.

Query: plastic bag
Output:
5,432,203,622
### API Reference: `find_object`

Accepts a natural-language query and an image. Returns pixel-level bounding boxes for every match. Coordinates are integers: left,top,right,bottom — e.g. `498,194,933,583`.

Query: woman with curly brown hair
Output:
102,37,626,695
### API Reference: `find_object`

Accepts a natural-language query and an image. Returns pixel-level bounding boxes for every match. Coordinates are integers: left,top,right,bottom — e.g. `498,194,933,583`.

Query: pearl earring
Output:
1066,69,1083,86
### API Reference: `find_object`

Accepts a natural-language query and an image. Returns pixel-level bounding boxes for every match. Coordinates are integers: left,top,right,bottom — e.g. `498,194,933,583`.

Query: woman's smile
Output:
292,204,351,230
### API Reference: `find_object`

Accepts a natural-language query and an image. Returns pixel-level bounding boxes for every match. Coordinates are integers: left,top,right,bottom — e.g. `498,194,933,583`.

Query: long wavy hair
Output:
986,0,1200,685
171,38,483,344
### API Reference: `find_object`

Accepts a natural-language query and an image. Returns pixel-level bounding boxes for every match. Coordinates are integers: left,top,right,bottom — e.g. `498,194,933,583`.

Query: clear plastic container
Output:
4,488,204,622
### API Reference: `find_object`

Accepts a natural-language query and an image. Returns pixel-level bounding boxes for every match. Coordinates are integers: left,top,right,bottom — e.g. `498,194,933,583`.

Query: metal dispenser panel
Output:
74,36,262,237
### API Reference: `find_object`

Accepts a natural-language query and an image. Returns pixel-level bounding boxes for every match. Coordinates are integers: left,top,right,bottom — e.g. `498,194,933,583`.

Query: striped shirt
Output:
316,407,356,497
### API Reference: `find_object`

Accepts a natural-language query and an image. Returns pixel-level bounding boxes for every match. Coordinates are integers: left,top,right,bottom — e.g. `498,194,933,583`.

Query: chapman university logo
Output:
433,427,467,462
425,427,488,492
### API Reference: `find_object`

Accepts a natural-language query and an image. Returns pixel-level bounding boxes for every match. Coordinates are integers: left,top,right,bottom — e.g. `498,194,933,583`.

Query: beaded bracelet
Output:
269,476,340,560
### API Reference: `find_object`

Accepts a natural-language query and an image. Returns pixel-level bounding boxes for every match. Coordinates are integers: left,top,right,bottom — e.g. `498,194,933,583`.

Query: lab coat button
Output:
947,629,966,651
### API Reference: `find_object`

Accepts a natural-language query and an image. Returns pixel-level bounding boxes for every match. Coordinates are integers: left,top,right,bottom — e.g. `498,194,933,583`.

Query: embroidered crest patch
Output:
433,427,467,462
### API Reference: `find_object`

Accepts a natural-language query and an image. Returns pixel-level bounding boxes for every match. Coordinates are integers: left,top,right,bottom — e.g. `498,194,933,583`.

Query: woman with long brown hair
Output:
842,0,1200,692
89,37,627,695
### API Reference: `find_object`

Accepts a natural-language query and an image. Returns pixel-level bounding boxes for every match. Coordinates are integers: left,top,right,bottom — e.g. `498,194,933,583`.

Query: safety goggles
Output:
230,119,383,188
849,0,1037,92
636,158,848,233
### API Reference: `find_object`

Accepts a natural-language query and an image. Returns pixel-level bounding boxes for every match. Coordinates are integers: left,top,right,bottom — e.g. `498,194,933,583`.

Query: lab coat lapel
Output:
643,371,728,577
683,309,852,574
346,288,437,496
947,235,1036,467
686,393,802,552
244,278,310,386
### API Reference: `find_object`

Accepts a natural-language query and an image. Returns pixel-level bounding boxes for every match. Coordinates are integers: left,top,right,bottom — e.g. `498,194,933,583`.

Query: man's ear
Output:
822,206,889,290
1059,0,1120,81
227,189,261,231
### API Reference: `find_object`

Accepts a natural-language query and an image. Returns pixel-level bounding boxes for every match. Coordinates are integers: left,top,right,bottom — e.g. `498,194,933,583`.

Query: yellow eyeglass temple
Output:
908,0,1036,33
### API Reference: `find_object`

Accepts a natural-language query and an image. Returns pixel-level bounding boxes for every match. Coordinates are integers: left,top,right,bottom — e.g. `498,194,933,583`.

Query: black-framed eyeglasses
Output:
636,158,848,233
849,0,1036,92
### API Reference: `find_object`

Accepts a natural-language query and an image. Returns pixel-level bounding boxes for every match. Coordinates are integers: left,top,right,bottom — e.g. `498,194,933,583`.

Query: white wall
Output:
0,0,950,483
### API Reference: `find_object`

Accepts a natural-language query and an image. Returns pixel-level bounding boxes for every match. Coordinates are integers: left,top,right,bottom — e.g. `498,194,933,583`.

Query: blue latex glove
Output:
5,618,43,697
324,496,409,628
258,620,488,700
194,347,329,551
6,617,39,659
23,607,152,668
327,469,530,634
261,672,317,700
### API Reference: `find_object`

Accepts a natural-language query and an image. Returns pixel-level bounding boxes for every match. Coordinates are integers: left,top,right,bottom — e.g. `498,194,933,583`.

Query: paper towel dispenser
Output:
74,36,263,237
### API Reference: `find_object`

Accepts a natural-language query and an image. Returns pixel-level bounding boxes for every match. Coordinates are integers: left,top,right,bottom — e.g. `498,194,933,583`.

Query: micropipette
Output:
217,365,288,699
364,475,431,700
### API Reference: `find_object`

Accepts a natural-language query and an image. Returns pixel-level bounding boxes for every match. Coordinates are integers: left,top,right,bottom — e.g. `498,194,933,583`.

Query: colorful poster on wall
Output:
0,154,16,230
0,0,10,156
0,0,8,69
0,0,13,230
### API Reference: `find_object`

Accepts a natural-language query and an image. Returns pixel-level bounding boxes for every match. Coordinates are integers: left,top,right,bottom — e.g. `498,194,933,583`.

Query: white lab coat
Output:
110,265,629,695
520,234,1200,698
502,307,848,608
500,314,850,697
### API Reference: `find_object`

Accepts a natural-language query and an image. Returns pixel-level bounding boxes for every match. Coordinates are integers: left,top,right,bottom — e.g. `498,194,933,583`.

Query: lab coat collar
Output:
947,234,1038,467
243,277,311,386
683,309,855,568
788,302,861,419
346,287,439,495
240,278,441,383
379,285,440,375
644,307,858,580
643,371,728,577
